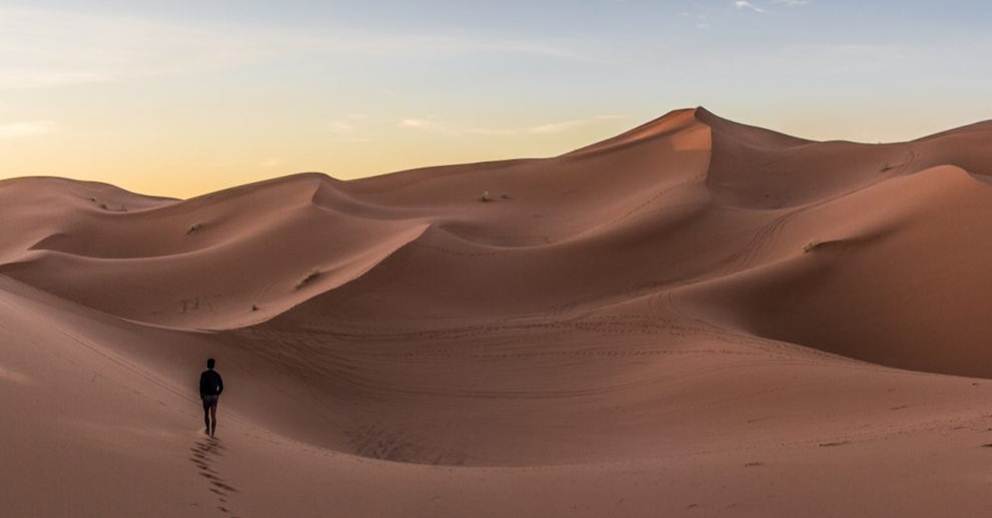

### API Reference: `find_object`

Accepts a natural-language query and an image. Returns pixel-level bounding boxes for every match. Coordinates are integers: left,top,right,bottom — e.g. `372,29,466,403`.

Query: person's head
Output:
207,358,216,369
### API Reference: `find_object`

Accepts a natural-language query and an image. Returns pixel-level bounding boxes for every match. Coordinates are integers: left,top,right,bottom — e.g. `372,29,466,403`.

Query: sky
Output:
2,1,991,197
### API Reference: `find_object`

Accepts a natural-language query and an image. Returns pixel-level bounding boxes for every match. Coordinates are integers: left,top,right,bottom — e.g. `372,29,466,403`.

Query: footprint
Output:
189,438,240,515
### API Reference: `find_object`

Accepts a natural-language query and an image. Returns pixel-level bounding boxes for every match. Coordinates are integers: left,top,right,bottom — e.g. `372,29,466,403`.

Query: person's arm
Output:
217,373,224,396
199,372,206,398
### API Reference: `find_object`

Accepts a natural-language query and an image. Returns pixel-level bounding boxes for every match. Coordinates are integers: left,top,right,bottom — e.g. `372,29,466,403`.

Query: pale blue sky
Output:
1,1,990,195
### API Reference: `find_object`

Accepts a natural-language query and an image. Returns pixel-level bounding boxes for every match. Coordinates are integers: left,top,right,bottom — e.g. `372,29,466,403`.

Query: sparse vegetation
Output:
478,191,513,202
93,199,127,212
803,241,820,253
251,304,259,312
187,223,204,235
296,270,321,289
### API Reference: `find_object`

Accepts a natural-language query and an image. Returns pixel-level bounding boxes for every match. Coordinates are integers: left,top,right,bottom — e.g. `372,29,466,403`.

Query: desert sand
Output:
3,107,992,517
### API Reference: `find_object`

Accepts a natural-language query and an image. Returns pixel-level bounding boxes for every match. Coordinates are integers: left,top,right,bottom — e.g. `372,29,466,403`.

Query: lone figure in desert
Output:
199,358,224,437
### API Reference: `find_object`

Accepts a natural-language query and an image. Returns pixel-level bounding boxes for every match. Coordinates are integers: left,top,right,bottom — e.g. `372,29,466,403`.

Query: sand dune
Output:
4,108,992,516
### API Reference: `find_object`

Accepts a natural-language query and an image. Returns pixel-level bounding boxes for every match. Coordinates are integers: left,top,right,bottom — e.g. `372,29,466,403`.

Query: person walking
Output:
199,358,224,437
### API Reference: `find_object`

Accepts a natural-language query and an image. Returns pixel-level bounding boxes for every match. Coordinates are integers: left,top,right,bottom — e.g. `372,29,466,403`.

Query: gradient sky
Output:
2,1,991,197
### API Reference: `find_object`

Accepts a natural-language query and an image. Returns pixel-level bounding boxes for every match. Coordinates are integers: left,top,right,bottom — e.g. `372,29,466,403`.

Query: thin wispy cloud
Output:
395,118,465,137
734,1,766,13
397,118,439,130
526,115,625,135
329,114,369,134
328,114,373,142
681,8,713,30
0,7,263,89
0,120,55,138
0,7,594,90
329,121,356,134
732,0,809,15
396,115,626,137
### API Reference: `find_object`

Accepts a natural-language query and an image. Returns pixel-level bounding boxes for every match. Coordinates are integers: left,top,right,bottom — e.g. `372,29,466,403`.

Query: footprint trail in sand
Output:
190,438,240,517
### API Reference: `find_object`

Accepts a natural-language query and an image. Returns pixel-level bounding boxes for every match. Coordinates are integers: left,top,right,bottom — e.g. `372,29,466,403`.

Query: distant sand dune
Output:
4,108,992,516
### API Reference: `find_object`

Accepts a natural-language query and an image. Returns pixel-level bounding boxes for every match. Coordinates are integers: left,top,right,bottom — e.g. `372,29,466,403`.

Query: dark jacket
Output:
199,369,224,398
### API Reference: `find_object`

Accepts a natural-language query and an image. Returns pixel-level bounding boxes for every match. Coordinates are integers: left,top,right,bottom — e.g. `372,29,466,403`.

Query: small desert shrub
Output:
479,191,492,202
186,223,204,235
95,201,127,212
802,241,819,253
500,193,511,200
251,304,259,312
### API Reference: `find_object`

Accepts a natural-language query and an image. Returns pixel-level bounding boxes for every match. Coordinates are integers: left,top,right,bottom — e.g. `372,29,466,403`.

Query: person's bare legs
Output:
203,402,211,435
209,403,218,437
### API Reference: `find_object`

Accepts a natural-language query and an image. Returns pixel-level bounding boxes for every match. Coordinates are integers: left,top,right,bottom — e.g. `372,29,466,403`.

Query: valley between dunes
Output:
4,107,992,517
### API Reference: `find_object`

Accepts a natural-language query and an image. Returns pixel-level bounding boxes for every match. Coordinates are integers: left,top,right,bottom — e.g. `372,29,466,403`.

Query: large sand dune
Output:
4,108,992,516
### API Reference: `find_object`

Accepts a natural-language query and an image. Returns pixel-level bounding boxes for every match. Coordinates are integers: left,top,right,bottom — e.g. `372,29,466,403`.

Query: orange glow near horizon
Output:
2,3,990,198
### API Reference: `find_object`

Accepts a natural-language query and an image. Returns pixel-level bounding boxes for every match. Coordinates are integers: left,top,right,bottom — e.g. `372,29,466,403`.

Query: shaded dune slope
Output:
4,107,992,469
